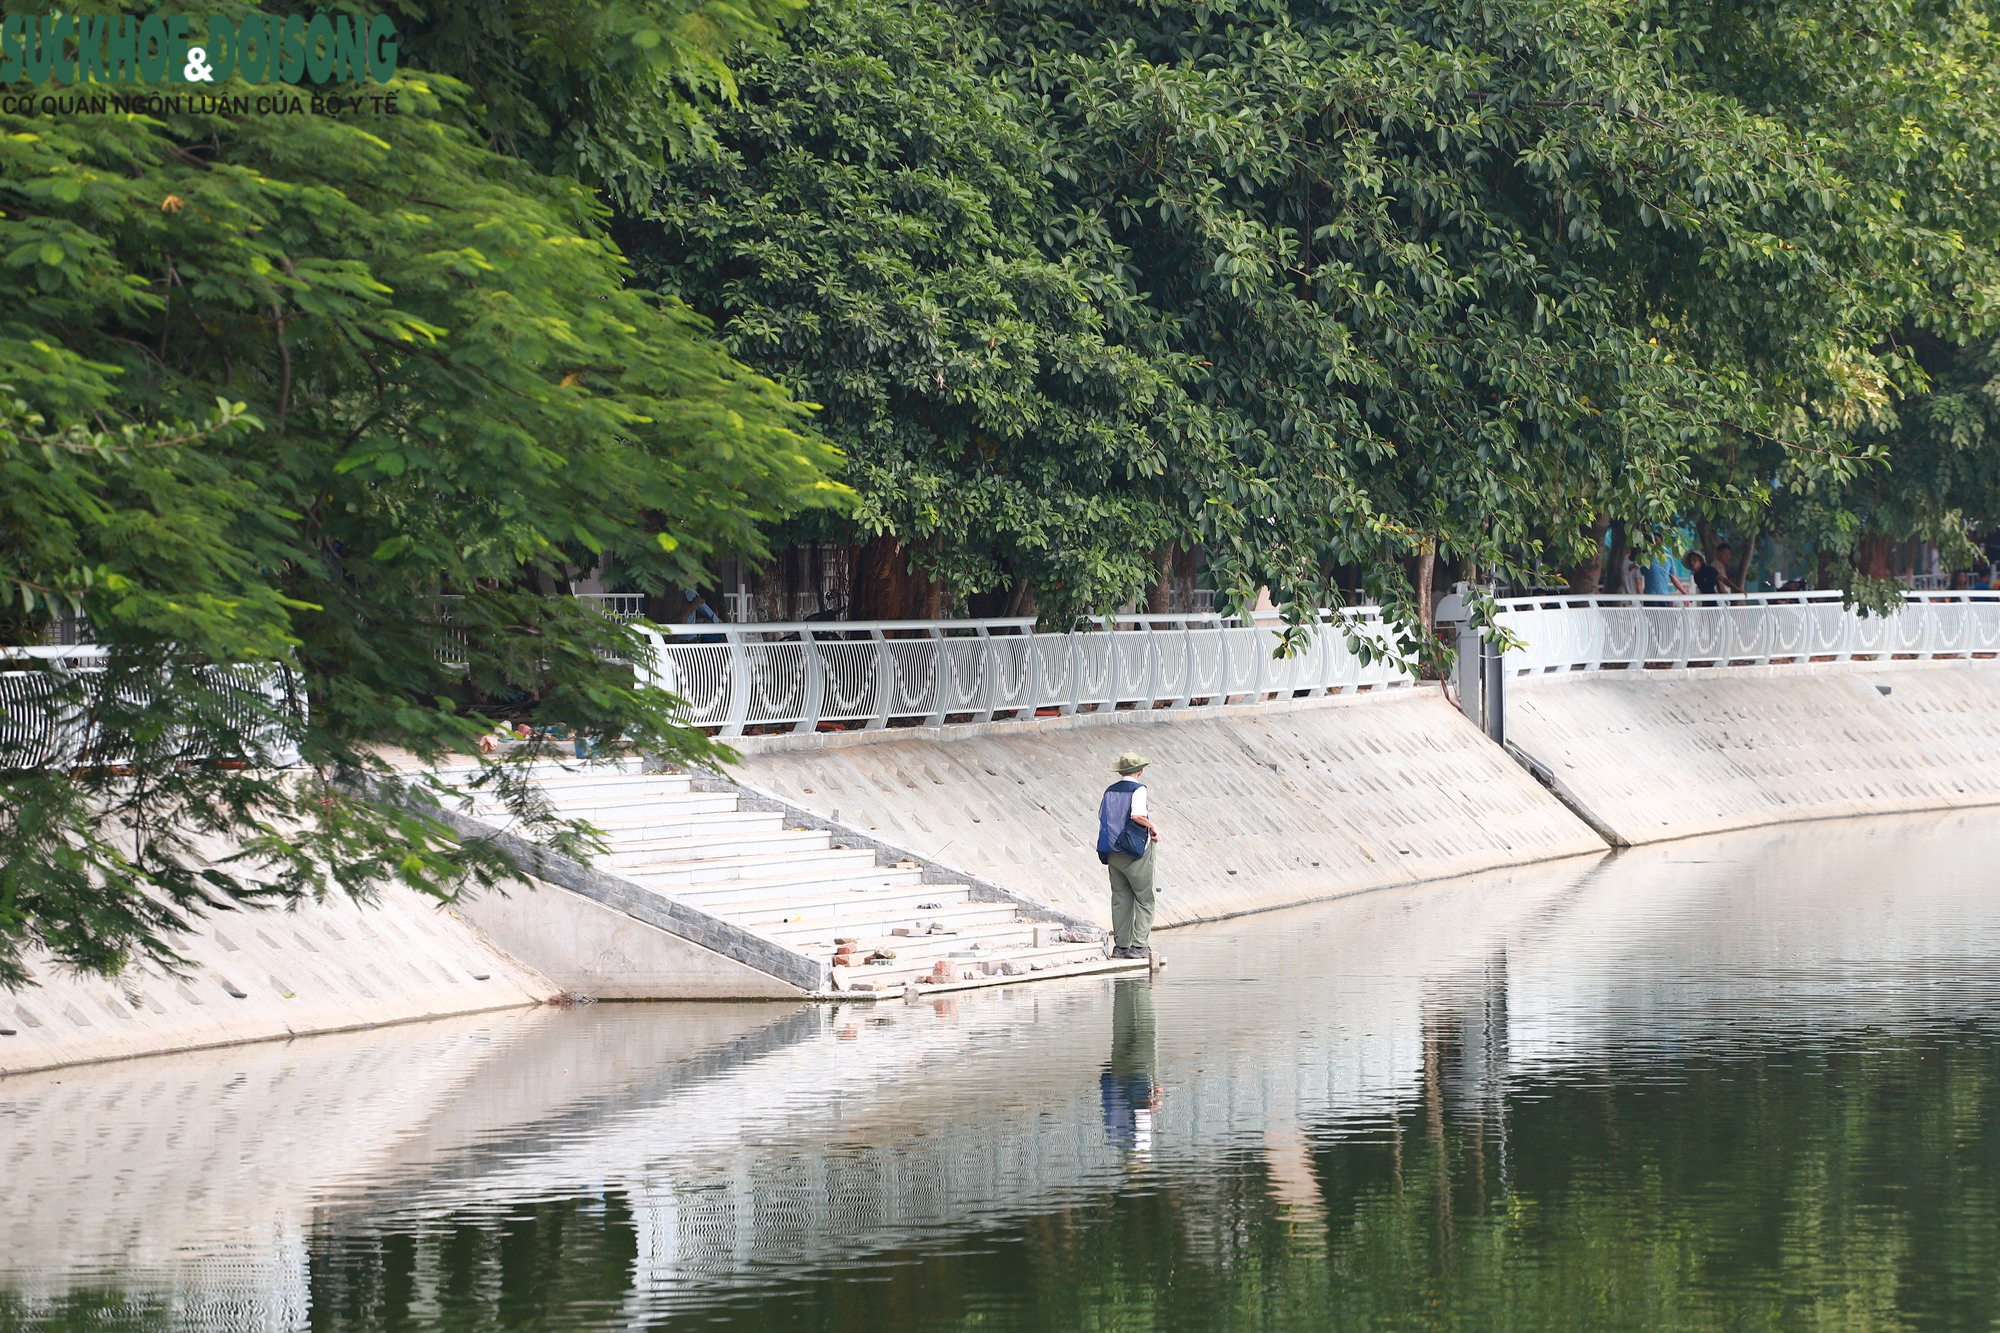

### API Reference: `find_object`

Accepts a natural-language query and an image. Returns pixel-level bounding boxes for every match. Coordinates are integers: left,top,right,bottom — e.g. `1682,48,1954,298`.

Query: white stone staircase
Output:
436,758,1113,994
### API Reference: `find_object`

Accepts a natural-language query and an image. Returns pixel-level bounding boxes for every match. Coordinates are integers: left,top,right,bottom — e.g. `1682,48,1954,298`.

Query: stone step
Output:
525,771,694,798
805,919,1043,963
833,941,1110,993
599,826,832,864
429,756,648,783
432,768,685,800
539,788,739,819
616,845,879,887
467,790,742,825
696,882,973,930
746,900,1023,946
658,864,928,906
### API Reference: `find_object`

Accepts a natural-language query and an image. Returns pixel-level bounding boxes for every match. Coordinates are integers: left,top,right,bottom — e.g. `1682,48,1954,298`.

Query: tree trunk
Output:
848,534,941,621
1145,546,1173,614
1570,516,1609,593
1003,577,1036,618
1733,525,1759,593
1696,520,1719,567
1415,541,1437,637
1857,532,1894,580
1606,522,1631,596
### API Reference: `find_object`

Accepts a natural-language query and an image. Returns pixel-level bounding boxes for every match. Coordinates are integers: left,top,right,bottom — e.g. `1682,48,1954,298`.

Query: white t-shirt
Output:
1129,783,1148,820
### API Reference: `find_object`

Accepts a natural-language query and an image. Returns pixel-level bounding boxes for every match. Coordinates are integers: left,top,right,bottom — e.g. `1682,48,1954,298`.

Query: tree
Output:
966,0,1933,629
1656,0,2000,597
0,4,844,989
632,0,1199,622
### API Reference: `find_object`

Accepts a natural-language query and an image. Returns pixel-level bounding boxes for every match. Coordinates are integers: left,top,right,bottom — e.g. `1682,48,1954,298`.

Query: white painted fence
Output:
1492,591,2000,677
626,612,1416,737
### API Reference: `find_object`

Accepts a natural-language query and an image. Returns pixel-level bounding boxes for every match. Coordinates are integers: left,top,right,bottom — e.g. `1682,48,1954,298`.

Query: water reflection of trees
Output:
299,1023,2000,1330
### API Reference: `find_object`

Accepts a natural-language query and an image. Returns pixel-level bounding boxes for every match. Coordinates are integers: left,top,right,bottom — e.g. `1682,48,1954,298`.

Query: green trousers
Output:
1107,842,1157,949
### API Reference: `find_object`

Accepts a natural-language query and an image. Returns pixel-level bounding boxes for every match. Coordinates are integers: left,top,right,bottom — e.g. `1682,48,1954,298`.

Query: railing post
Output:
793,628,825,734
865,628,892,730
722,628,751,738
1165,618,1187,708
971,624,996,723
1152,616,1168,712
630,624,674,696
1215,614,1234,703
1482,631,1506,744
1021,627,1042,721
1062,628,1081,715
925,625,951,727
1251,614,1270,699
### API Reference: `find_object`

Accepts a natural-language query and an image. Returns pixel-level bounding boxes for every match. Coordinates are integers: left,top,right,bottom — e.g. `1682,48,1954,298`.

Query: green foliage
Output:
0,6,842,986
636,0,1196,620
1658,0,2000,589
947,0,1901,630
388,0,807,208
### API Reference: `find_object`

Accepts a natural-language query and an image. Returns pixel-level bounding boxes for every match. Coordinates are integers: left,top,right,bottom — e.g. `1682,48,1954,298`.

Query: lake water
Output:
7,811,2000,1330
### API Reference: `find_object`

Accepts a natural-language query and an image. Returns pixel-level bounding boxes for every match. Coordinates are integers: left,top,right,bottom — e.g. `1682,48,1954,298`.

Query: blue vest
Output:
1097,780,1151,862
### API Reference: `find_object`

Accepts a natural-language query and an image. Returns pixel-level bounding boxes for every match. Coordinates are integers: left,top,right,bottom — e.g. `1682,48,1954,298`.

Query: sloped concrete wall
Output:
731,691,1607,929
0,885,550,1077
454,874,810,1000
1503,660,2000,845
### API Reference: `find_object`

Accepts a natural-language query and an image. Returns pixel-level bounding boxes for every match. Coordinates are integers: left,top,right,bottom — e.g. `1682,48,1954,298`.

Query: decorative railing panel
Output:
1492,592,2000,678
0,647,304,769
630,611,1417,737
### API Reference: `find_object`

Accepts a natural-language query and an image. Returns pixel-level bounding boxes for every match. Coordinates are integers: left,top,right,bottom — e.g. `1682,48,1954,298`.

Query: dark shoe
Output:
1127,946,1152,960
1109,945,1133,959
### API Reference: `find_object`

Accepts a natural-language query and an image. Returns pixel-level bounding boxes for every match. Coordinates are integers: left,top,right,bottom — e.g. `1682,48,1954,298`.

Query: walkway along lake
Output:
6,808,2000,1328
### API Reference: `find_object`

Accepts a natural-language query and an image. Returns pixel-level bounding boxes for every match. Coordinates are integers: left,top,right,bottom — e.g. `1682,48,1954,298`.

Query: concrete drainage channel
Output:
427,758,1150,1000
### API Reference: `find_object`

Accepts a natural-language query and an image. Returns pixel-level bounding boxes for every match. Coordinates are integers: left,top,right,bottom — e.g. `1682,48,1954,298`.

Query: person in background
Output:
1643,555,1692,599
1712,543,1741,593
1689,550,1721,596
681,588,721,625
1621,549,1644,595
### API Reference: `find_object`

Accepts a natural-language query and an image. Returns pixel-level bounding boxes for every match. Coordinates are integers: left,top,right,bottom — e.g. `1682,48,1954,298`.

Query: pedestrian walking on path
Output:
1097,752,1160,960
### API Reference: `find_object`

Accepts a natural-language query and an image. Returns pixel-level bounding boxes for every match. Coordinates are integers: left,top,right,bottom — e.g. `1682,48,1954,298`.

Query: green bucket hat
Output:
1111,751,1150,774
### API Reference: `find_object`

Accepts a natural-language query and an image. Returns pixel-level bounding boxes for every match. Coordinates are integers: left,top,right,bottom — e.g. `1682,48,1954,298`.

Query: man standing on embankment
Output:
1097,752,1160,960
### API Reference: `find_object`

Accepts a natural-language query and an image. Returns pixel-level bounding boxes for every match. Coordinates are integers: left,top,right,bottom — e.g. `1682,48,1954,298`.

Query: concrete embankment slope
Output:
731,691,1608,929
1504,660,2000,846
0,885,550,1077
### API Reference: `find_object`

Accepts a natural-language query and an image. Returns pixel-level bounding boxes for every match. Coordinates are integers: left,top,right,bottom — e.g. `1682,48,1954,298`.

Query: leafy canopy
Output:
0,2,843,988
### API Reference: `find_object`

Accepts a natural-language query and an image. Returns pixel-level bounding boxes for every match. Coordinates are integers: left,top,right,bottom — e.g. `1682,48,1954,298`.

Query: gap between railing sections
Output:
620,612,1420,738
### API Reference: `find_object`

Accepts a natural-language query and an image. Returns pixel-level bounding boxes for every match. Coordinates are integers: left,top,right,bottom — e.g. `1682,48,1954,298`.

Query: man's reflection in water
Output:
1100,977,1162,1161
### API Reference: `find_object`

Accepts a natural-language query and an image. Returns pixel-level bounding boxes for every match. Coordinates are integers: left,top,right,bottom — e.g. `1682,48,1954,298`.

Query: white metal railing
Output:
624,611,1417,737
574,592,649,622
1491,591,2000,677
0,646,304,769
